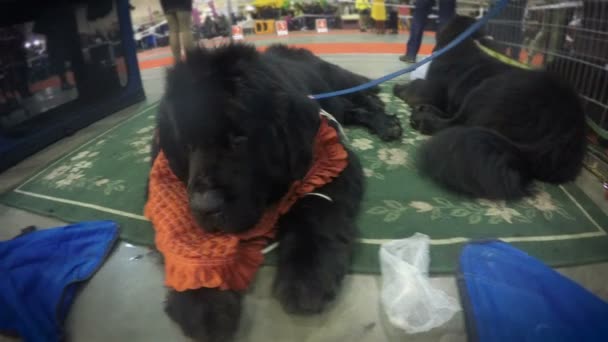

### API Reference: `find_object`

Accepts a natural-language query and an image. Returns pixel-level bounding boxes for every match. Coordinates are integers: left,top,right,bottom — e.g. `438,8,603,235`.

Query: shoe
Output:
399,55,416,63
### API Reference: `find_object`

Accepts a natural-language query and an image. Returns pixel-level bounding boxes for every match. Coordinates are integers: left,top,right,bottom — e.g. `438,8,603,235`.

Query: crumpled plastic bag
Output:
379,233,460,334
410,61,430,80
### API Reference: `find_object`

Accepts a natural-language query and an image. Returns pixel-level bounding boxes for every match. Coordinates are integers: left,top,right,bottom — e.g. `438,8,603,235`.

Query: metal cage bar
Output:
480,0,608,180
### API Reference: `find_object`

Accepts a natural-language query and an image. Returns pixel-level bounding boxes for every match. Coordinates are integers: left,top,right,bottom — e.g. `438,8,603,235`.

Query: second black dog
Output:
393,16,586,200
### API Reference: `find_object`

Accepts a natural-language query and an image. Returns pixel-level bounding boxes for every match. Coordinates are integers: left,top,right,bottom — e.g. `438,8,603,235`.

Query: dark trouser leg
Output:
406,0,434,57
437,0,456,29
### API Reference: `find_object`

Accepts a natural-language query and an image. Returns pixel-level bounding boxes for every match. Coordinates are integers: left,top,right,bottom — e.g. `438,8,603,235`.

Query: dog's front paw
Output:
273,265,342,314
393,83,408,99
378,115,403,141
392,80,426,105
410,104,445,134
165,288,242,342
409,106,425,131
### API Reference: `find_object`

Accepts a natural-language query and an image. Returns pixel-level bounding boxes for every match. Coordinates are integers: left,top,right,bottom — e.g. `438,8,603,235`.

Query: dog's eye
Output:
229,135,248,150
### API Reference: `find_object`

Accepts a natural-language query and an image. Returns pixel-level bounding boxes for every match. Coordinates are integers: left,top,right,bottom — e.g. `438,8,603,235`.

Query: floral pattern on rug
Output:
38,113,156,195
345,83,577,225
367,184,575,224
5,83,607,271
24,84,584,235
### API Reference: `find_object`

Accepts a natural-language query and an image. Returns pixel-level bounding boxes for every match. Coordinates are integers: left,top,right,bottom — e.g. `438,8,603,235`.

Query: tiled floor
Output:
1,33,608,342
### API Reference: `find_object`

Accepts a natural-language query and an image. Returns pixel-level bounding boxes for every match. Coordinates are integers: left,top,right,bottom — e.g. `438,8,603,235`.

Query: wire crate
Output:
481,0,608,184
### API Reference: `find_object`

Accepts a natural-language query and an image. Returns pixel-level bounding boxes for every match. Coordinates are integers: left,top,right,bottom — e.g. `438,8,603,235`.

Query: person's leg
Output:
363,12,371,30
378,20,386,34
404,0,434,60
388,10,398,33
437,0,455,29
177,10,194,55
358,10,367,31
165,12,181,59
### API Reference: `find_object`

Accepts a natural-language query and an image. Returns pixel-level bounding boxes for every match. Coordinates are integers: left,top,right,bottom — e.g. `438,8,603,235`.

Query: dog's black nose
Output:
190,190,224,215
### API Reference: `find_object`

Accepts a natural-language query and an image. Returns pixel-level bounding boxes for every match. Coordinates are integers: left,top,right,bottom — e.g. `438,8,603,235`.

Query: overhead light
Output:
24,42,31,48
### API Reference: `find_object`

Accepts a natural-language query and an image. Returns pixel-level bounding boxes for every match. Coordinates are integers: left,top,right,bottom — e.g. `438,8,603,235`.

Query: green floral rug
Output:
3,83,608,273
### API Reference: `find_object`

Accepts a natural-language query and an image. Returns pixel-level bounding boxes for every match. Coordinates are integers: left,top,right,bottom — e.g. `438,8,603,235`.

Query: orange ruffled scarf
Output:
145,117,348,291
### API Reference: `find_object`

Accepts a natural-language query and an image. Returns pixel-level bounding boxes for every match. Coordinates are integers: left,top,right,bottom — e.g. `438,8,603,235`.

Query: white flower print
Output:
352,138,374,151
70,151,91,161
479,200,522,224
137,146,151,155
96,139,106,145
137,126,155,134
95,178,110,186
55,172,84,188
72,161,93,172
477,199,497,208
363,168,374,177
401,137,416,145
378,93,392,102
409,201,434,213
130,139,149,148
377,148,408,166
526,191,557,212
44,165,70,180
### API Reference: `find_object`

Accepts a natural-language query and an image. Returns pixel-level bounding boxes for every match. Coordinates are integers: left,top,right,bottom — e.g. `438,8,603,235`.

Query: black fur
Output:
393,16,586,200
262,45,402,141
153,44,367,341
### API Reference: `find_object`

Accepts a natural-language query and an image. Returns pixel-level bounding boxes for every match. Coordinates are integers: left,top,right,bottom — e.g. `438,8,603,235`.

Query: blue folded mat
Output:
459,241,608,342
0,220,119,342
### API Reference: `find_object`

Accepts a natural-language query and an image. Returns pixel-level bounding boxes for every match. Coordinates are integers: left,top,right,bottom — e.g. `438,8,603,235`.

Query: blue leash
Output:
310,0,510,100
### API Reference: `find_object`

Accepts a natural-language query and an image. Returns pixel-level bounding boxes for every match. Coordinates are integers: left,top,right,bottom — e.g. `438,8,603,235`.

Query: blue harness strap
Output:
459,241,608,342
0,221,119,342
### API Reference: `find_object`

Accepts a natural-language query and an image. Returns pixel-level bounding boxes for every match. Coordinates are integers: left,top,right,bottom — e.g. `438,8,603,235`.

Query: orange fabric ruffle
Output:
144,117,348,291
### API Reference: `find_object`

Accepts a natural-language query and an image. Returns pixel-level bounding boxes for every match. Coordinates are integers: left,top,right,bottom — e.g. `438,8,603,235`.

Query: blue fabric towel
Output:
0,220,119,342
459,241,608,342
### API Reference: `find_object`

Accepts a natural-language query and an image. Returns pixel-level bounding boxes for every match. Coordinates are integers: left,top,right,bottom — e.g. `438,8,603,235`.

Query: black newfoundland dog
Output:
393,16,587,200
152,44,398,341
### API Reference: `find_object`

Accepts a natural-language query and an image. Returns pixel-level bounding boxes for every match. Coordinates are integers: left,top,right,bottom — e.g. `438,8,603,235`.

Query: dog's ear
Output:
436,15,481,48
